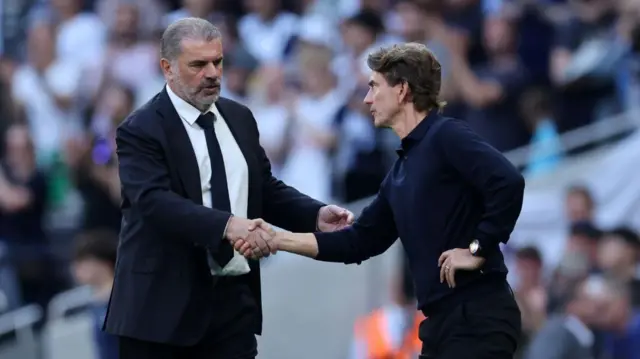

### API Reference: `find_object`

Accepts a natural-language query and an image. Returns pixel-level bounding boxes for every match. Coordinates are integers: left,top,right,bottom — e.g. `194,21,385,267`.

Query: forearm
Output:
135,189,232,250
437,121,525,249
276,232,319,258
474,170,525,247
451,57,501,106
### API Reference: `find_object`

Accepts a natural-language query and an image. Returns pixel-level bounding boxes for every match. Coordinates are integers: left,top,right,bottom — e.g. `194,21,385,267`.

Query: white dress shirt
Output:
166,85,250,276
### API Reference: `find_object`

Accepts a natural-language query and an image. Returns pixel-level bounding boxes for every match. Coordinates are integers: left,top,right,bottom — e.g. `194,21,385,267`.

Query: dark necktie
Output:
195,112,234,269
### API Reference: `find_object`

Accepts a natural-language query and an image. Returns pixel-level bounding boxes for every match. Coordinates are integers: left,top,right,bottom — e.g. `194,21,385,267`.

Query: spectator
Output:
394,0,455,104
332,86,390,202
595,275,640,359
90,1,158,100
163,0,223,28
250,66,291,176
0,123,52,309
451,12,532,152
333,10,390,95
597,227,640,307
549,0,622,132
348,254,424,359
547,221,602,313
72,229,118,359
514,246,548,356
238,0,299,64
525,275,614,359
50,0,106,71
279,43,342,202
221,45,259,105
565,184,595,223
11,21,83,168
65,83,129,233
522,88,563,176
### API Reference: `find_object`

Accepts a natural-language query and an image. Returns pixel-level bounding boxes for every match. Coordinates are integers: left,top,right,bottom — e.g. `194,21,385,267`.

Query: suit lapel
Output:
216,99,261,219
156,87,203,204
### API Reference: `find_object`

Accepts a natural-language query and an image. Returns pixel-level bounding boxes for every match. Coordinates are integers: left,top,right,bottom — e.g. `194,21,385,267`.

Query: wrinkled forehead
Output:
178,38,224,62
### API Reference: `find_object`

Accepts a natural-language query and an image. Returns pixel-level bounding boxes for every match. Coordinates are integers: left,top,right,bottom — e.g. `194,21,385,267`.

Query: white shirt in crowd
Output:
11,61,83,165
280,88,343,203
238,12,299,64
166,85,250,276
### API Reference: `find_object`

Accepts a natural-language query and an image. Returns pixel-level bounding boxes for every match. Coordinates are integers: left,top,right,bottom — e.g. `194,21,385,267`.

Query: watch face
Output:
470,240,479,254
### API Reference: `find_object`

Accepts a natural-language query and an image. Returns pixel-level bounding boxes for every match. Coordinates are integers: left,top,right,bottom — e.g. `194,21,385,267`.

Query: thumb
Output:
248,218,263,230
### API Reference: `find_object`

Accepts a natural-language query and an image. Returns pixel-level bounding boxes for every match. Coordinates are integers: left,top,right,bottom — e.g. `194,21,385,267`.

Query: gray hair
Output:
161,17,222,61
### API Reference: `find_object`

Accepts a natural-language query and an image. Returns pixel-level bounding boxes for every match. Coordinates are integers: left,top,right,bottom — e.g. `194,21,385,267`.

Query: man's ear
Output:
160,58,172,77
397,81,411,104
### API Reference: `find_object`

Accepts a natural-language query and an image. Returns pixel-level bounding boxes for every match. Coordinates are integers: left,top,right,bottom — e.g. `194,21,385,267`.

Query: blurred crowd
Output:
0,0,639,357
508,185,640,359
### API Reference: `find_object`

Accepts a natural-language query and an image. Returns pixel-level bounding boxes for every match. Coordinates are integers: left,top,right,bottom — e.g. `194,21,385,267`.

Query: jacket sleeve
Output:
117,119,232,251
436,119,525,253
314,191,398,264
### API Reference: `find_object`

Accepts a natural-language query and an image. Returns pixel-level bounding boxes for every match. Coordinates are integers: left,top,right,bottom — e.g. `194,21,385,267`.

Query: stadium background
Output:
1,0,640,358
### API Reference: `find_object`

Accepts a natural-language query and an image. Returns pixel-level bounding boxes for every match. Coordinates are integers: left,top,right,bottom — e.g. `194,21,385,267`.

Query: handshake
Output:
223,205,355,260
224,217,280,259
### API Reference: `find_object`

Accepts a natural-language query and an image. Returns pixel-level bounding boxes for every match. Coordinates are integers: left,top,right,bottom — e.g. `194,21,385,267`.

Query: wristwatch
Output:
469,239,481,257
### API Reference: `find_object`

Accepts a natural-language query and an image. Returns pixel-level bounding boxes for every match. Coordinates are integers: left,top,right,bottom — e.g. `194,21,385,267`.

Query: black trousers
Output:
419,280,521,359
119,277,259,359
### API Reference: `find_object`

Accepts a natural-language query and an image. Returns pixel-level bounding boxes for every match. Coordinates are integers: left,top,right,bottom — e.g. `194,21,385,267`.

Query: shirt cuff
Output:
473,231,499,257
314,231,346,262
222,215,234,241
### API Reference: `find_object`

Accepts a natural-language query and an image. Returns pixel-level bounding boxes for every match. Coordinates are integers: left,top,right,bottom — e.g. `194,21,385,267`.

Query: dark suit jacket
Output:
103,88,325,345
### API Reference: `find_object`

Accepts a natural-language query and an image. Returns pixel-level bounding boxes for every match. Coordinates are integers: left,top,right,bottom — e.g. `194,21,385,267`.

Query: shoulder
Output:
118,93,164,135
432,116,474,139
217,97,257,127
217,96,252,114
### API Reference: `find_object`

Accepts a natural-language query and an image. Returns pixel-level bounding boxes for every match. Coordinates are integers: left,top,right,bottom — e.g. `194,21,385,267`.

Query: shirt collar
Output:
397,110,441,157
166,84,219,125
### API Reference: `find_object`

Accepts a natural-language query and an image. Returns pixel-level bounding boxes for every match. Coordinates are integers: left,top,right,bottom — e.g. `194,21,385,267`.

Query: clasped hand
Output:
224,217,277,259
229,205,355,260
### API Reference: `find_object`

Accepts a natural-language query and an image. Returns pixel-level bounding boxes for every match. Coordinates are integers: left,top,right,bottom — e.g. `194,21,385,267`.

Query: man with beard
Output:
104,17,354,359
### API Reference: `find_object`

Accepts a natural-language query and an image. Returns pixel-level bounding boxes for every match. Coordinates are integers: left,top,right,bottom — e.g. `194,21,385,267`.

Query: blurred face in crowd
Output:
566,191,593,222
572,0,614,23
104,85,134,127
446,0,477,9
245,0,279,17
396,1,425,39
183,0,214,17
113,3,139,38
225,67,250,96
51,0,80,16
567,233,599,265
162,38,223,111
364,71,404,128
597,235,636,276
568,280,604,324
27,23,55,71
515,256,542,289
263,66,285,103
587,284,631,331
483,17,515,55
297,44,334,95
342,23,376,54
5,124,35,168
598,294,631,331
73,258,113,288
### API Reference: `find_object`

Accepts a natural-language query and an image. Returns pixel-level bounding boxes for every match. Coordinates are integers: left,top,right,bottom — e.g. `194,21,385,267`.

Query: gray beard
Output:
172,73,217,112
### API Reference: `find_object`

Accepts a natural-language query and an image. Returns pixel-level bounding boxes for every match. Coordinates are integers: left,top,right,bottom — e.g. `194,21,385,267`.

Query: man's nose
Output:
204,63,219,78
